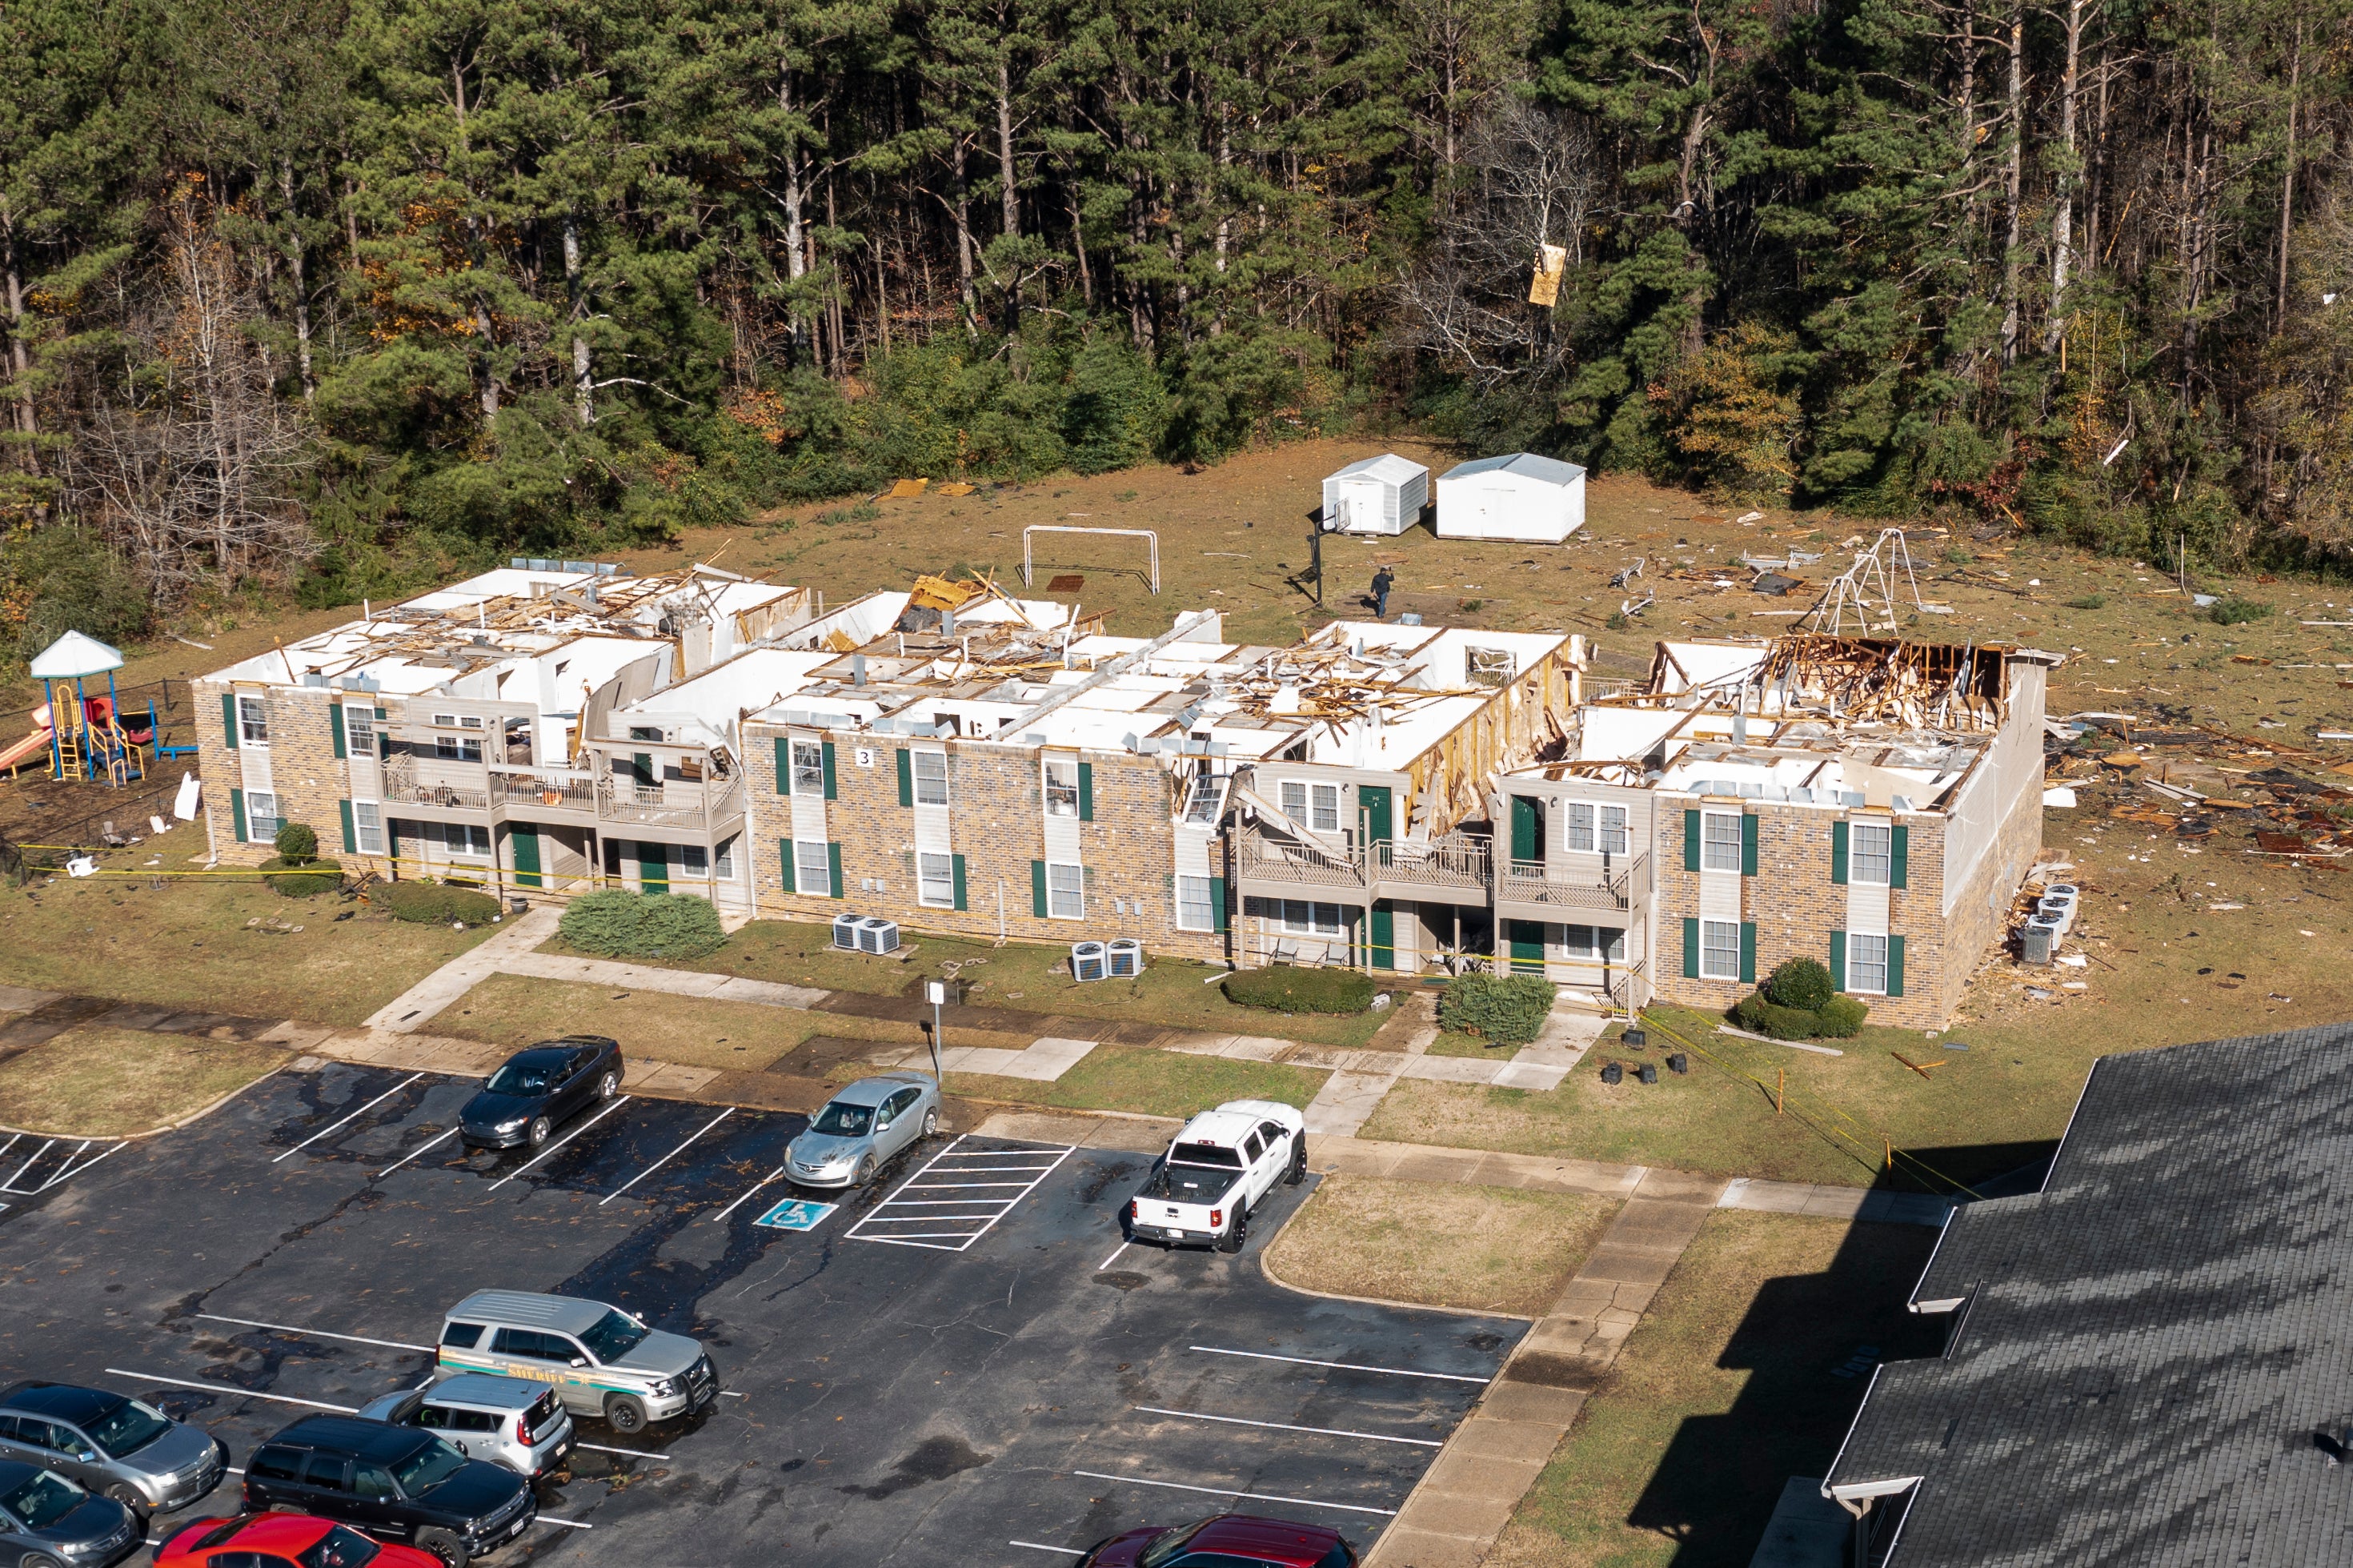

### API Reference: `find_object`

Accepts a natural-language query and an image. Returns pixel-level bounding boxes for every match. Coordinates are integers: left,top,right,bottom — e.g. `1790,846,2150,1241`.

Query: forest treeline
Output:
0,0,2347,655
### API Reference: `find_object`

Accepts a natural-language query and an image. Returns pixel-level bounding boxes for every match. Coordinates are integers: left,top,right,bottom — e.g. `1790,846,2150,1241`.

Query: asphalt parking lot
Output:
0,1062,1525,1564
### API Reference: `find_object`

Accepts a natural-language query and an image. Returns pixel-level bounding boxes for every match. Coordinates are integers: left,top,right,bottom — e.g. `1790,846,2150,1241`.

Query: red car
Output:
155,1512,443,1568
1079,1514,1357,1568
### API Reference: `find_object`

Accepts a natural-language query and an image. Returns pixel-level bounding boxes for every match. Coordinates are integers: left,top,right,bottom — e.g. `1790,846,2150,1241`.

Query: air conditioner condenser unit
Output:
1070,940,1108,982
856,916,901,955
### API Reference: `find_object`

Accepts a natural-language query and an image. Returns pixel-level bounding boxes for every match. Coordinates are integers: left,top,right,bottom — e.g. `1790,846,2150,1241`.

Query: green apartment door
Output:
510,824,543,889
1358,786,1396,969
638,842,670,893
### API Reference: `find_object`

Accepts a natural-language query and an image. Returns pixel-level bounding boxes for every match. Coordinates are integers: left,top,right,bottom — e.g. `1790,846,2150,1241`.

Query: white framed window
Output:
435,733,484,762
791,739,825,795
246,790,281,839
236,696,269,745
1600,806,1629,855
1280,780,1308,823
353,801,385,856
1848,933,1890,994
795,840,833,893
1565,802,1595,852
918,852,955,908
1044,757,1080,816
1850,821,1892,885
1311,784,1340,833
443,822,491,857
1046,860,1084,920
433,713,485,731
715,837,736,879
1564,924,1627,961
682,844,709,876
912,749,949,806
344,703,376,755
1702,811,1743,872
1176,874,1217,932
1280,900,1345,936
1700,919,1741,980
1181,775,1228,825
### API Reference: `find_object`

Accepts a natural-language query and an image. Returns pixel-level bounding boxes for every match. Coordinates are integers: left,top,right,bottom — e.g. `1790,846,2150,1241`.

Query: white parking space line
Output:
708,1165,788,1224
106,1369,359,1413
1097,1241,1131,1271
1189,1346,1492,1384
600,1108,734,1206
488,1097,634,1191
375,1125,463,1178
539,1518,593,1530
845,1139,1076,1253
1009,1543,1085,1555
1070,1470,1397,1518
194,1314,435,1353
273,1073,425,1163
575,1442,668,1459
17,1140,126,1194
2,1137,57,1190
1132,1405,1444,1447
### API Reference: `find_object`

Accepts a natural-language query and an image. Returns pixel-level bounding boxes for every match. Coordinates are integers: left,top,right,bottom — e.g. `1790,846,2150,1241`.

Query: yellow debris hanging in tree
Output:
1528,243,1568,307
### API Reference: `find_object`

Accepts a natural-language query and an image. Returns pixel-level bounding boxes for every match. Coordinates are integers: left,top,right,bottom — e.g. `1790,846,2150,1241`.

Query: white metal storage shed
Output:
1321,454,1430,535
1435,452,1586,543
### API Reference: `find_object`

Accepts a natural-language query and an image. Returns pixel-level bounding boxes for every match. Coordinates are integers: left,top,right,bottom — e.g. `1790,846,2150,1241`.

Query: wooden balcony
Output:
1493,853,1650,920
491,770,599,816
595,772,744,832
1233,821,1491,907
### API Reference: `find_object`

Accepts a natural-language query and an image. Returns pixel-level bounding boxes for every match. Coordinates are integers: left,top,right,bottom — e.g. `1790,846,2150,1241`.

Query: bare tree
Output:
1400,93,1597,387
60,191,311,602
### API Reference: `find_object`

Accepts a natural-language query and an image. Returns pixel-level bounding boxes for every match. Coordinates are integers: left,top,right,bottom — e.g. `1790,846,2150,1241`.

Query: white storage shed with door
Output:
1435,452,1586,543
1321,454,1430,536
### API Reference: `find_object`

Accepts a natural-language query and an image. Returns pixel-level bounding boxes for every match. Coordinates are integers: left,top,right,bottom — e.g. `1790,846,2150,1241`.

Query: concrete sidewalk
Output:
361,906,562,1033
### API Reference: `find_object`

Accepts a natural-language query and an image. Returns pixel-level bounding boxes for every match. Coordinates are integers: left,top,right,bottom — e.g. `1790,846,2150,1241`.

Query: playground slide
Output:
0,722,53,776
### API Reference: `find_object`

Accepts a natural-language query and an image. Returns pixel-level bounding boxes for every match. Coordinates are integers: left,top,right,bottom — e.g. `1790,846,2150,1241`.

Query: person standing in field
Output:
1370,564,1395,620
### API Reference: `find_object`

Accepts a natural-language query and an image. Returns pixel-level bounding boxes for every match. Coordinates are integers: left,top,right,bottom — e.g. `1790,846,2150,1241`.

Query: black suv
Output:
240,1416,535,1567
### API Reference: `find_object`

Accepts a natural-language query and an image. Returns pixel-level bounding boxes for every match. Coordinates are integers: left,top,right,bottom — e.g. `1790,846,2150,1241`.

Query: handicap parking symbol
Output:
755,1198,838,1232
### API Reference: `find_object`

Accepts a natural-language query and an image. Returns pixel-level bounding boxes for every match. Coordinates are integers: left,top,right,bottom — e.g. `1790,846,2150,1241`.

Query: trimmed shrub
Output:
1222,965,1377,1015
377,880,503,924
274,821,320,865
260,856,342,896
1762,956,1834,1013
1817,995,1870,1037
1437,972,1554,1045
1731,992,1823,1040
558,889,727,960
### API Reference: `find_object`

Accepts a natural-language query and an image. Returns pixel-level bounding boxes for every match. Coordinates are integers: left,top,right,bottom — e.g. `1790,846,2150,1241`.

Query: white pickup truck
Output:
1125,1099,1308,1253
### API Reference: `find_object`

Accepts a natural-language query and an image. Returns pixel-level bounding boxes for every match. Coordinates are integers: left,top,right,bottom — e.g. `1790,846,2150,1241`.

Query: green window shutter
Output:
775,738,792,794
952,853,968,911
1890,825,1910,889
1209,876,1229,933
1830,821,1849,885
1077,761,1094,821
896,748,913,807
822,741,838,800
338,799,356,854
1830,930,1846,991
1739,922,1757,985
828,842,844,899
779,839,796,894
330,704,347,760
230,788,247,842
1682,808,1700,872
1741,814,1759,877
1682,916,1699,979
221,693,239,750
1031,860,1048,917
1887,935,1906,997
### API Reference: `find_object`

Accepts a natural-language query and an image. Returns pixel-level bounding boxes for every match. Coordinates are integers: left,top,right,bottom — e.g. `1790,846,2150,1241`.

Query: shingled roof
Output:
1825,1024,2353,1566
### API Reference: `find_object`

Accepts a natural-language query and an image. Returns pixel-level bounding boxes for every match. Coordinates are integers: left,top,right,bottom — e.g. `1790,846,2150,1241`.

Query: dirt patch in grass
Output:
0,828,496,1028
1265,1174,1618,1317
435,974,914,1072
563,920,1388,1047
1489,1211,1940,1568
948,1045,1326,1121
0,1025,290,1137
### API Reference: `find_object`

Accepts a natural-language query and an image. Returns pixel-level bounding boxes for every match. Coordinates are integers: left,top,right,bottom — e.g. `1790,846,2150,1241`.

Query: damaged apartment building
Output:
1493,635,2056,1029
191,563,2051,1029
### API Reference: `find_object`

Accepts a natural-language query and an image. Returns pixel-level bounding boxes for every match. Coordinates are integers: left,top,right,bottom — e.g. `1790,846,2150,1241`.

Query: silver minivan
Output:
435,1291,719,1435
0,1381,226,1513
356,1374,575,1478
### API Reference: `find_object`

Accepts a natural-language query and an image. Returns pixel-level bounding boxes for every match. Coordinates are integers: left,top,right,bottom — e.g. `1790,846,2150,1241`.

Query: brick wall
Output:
743,724,1228,962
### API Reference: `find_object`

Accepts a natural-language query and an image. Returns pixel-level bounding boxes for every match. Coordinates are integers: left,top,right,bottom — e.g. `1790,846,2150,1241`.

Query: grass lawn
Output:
0,1025,291,1137
1264,1174,1618,1317
1489,1212,1941,1568
1425,1029,1525,1061
947,1045,1327,1120
555,918,1390,1047
0,828,497,1028
435,974,915,1073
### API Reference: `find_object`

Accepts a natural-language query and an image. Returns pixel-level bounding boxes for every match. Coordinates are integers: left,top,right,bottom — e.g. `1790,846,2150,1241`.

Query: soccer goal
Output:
1020,525,1160,595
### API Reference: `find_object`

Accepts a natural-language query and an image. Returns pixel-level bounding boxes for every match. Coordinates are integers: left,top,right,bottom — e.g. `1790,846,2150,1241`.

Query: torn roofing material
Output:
1825,1025,2353,1566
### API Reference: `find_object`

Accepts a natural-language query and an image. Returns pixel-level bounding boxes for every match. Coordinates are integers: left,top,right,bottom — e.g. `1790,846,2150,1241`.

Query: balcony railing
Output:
1235,821,1491,896
1373,836,1491,894
491,770,597,811
1497,852,1648,913
379,757,490,812
594,772,744,829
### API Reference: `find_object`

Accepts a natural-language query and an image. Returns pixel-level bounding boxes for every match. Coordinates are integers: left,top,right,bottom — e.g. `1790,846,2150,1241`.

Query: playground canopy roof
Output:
28,630,125,680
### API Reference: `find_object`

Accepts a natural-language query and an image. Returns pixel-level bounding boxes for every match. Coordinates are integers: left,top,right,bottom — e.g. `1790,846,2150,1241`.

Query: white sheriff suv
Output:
1125,1099,1308,1253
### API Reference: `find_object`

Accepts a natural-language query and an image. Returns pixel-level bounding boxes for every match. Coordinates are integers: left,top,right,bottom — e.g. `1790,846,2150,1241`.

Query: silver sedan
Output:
784,1073,941,1189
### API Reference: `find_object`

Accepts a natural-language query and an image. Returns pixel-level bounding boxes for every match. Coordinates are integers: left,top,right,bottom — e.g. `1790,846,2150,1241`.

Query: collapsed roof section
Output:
1643,634,2028,730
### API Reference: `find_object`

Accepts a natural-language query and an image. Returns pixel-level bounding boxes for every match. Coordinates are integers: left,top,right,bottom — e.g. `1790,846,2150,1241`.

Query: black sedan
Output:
459,1037,624,1150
